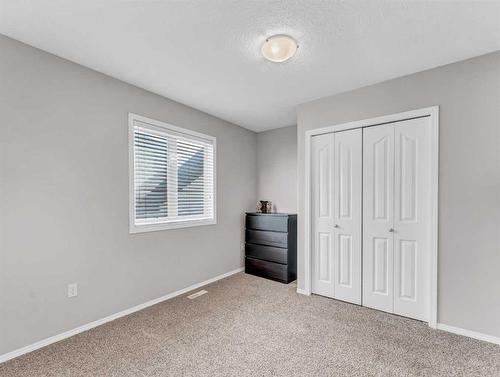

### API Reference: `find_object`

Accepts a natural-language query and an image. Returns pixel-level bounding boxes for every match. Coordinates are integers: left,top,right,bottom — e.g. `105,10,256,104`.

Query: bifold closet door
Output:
362,124,395,313
311,133,334,298
393,118,430,321
311,129,362,304
363,117,431,321
333,129,362,304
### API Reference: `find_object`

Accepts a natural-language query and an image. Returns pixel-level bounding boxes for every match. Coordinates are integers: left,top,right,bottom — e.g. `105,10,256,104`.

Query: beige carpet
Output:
1,272,499,377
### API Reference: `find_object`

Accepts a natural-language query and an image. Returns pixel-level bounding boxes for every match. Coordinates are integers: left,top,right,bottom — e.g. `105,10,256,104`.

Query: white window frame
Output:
128,113,217,233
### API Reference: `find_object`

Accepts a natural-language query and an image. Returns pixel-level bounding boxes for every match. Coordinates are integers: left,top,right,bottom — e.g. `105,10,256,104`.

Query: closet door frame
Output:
303,106,439,329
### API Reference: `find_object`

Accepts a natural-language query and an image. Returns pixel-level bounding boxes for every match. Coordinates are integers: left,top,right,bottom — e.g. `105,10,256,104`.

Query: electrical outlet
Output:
67,283,78,298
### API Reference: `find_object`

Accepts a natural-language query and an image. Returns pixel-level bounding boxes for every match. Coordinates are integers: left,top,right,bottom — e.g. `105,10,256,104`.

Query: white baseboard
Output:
293,292,499,345
296,288,310,296
0,267,244,364
437,323,500,345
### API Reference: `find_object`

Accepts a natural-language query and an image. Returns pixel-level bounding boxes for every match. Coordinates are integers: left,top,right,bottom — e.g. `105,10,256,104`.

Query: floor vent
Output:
187,290,208,299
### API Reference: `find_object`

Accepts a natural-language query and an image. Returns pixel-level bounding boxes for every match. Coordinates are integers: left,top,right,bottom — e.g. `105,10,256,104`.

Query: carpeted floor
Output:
1,272,499,377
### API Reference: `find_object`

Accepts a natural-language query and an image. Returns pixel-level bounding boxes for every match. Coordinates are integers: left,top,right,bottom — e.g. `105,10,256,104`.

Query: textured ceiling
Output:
1,1,499,132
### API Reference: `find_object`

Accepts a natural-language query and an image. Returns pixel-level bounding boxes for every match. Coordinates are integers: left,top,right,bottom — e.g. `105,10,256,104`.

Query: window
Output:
129,113,216,233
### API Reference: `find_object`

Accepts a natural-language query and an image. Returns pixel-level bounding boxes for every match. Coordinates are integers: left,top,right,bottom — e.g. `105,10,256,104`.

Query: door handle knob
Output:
389,228,395,233
334,224,340,228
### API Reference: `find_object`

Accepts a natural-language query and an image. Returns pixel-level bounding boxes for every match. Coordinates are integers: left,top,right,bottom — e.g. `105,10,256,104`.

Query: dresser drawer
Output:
245,257,288,282
245,229,288,248
245,215,288,232
245,243,288,264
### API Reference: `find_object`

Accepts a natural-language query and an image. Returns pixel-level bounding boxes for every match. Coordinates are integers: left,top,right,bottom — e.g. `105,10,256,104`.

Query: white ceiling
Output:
1,1,499,132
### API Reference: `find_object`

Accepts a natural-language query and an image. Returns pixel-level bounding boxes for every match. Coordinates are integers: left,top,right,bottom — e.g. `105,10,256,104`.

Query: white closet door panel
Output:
363,124,394,313
393,117,430,321
311,133,335,298
333,129,362,304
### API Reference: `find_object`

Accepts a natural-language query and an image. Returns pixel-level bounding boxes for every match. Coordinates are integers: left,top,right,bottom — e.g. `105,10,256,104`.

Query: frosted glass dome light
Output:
261,35,298,63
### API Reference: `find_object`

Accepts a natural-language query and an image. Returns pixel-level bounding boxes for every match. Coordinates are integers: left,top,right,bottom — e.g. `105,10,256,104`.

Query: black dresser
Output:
244,213,297,284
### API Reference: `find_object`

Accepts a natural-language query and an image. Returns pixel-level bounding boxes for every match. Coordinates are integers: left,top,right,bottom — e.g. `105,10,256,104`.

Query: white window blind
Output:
129,114,216,232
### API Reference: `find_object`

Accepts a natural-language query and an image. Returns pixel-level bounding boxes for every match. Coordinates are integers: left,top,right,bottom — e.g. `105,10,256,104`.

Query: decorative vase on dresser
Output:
244,212,297,283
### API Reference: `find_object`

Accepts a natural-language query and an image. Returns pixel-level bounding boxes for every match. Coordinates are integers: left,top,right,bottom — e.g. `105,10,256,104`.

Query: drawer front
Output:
246,215,288,232
245,243,288,264
245,229,288,248
245,257,288,282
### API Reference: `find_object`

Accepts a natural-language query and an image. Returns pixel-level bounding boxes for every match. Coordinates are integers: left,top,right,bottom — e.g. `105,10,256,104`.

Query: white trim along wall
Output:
0,268,244,364
435,324,500,346
301,106,440,328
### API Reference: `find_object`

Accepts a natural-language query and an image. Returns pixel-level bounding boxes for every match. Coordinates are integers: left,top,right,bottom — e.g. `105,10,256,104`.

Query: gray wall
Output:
256,126,297,213
297,51,500,337
0,35,257,355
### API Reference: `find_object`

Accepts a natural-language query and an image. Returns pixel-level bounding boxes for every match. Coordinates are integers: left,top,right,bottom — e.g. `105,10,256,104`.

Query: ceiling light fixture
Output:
261,35,298,63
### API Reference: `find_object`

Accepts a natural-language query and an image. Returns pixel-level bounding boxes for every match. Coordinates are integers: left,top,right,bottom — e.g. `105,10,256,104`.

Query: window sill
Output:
129,218,217,234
